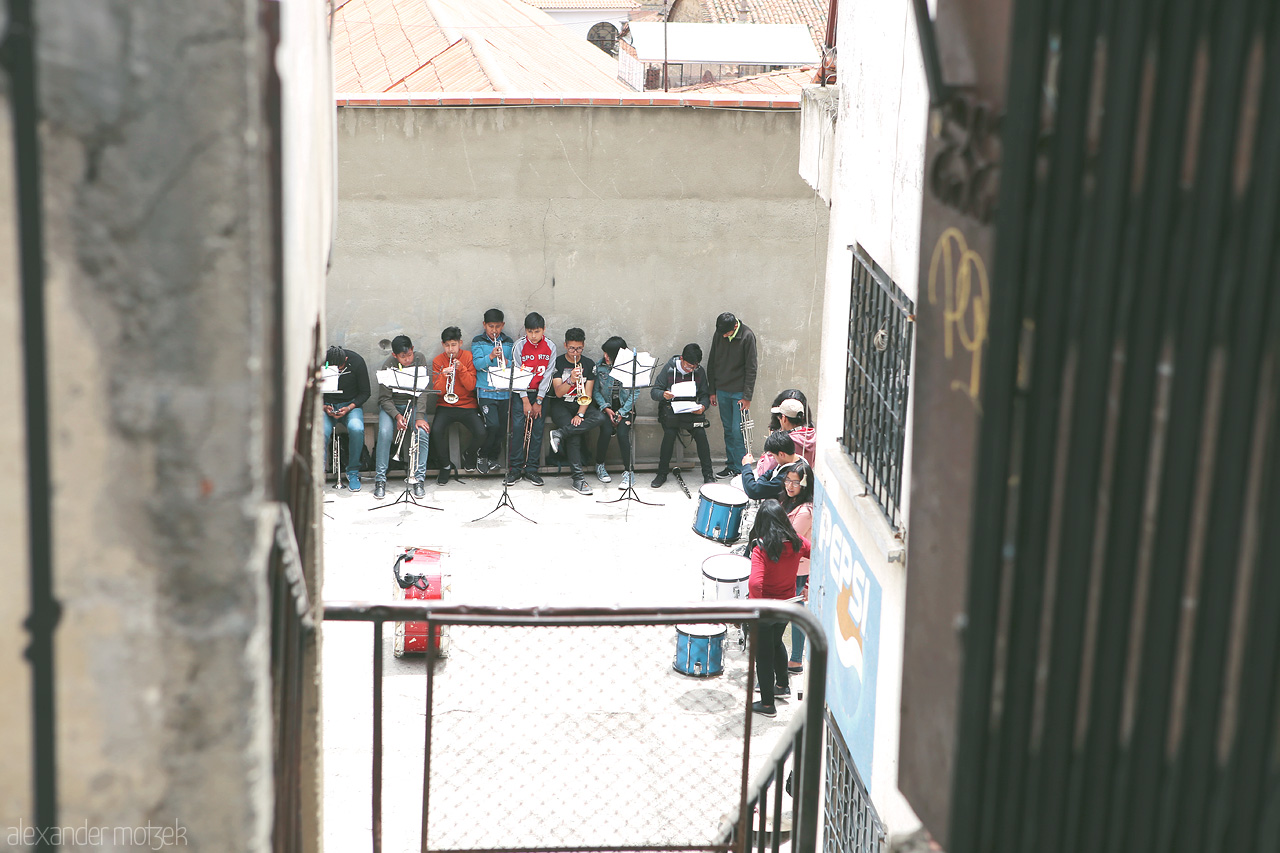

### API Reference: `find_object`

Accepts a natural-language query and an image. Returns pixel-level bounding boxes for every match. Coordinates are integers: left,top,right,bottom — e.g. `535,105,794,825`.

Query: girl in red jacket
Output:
747,499,811,717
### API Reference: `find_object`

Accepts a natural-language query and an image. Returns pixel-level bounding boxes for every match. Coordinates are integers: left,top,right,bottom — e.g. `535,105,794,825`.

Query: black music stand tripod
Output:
472,365,535,524
599,349,660,513
370,367,442,512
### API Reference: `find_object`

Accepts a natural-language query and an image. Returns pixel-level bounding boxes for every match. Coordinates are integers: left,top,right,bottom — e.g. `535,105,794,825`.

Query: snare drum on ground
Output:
702,553,751,601
693,483,749,542
673,623,726,677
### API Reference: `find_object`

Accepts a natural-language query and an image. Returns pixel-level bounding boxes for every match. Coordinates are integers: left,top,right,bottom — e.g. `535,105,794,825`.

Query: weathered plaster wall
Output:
810,0,929,838
329,104,828,458
0,1,327,848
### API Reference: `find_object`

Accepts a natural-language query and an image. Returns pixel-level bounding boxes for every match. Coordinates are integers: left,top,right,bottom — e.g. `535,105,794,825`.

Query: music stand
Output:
471,364,536,524
321,364,349,490
370,365,442,512
598,348,661,513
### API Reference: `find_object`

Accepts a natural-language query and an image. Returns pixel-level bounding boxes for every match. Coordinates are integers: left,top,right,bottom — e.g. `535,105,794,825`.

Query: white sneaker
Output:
549,429,562,453
595,463,611,483
619,472,633,490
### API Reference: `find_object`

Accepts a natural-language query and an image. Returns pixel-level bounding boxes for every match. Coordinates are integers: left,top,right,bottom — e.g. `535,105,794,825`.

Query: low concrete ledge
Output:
335,91,802,109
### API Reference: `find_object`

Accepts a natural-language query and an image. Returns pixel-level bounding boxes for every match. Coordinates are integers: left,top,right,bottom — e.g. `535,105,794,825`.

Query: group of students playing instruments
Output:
323,306,821,713
321,307,814,501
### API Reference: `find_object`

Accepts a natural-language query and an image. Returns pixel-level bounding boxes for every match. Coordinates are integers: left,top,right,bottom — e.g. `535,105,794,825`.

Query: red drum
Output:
392,547,449,657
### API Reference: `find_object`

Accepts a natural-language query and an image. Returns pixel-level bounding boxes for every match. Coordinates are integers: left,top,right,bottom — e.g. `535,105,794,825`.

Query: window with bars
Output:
842,244,914,531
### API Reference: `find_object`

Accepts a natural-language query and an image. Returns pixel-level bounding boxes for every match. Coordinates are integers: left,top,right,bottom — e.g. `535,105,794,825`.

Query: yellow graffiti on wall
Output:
927,227,989,408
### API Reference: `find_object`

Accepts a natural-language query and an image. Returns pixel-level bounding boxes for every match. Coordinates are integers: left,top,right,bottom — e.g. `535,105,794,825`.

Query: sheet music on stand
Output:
487,365,535,392
377,366,431,392
603,349,656,388
320,365,345,394
470,365,538,525
597,348,661,511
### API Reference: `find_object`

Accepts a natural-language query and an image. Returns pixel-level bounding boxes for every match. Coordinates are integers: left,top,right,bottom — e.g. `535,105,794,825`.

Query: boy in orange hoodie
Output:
430,326,485,485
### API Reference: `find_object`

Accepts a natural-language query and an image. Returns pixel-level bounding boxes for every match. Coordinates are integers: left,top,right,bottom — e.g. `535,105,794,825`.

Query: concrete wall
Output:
328,104,828,458
806,0,929,838
1,1,330,848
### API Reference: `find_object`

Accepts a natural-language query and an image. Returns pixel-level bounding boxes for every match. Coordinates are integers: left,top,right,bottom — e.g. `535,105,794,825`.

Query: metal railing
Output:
323,601,827,853
843,244,914,531
822,712,884,853
270,505,315,853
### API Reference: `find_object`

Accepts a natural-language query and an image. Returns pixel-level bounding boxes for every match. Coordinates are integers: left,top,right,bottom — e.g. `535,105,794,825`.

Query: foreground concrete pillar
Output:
1,1,330,848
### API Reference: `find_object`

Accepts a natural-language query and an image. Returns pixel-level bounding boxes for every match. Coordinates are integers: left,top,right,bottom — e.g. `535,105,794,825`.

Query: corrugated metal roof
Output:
627,22,819,65
674,65,815,95
332,0,632,93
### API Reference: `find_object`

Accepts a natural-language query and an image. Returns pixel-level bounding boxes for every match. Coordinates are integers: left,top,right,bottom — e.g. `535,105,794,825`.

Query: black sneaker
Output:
462,456,478,472
650,474,667,488
477,457,494,474
703,472,717,485
436,467,450,486
503,470,522,486
412,482,426,499
754,681,791,697
524,471,544,486
751,701,777,717
716,466,737,479
571,478,592,495
374,481,386,499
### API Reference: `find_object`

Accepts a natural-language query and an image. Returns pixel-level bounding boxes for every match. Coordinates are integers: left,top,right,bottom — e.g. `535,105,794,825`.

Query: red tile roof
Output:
674,65,816,95
332,0,633,93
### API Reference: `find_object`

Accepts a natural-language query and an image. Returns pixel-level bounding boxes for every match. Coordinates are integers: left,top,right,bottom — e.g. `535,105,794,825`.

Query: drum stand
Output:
472,371,535,524
598,353,659,514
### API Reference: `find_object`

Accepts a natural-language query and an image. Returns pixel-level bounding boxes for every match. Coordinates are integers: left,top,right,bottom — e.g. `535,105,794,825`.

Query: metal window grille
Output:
843,244,914,530
823,711,885,853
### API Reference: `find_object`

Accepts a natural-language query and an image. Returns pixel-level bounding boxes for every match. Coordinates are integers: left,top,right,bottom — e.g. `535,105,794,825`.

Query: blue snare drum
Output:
673,624,726,677
692,483,749,542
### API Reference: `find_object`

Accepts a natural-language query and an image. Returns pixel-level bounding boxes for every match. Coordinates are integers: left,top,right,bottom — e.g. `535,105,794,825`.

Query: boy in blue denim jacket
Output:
593,335,639,490
470,307,515,474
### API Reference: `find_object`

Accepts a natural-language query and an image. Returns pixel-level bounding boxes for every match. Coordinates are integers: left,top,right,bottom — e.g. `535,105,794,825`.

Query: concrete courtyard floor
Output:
321,467,807,853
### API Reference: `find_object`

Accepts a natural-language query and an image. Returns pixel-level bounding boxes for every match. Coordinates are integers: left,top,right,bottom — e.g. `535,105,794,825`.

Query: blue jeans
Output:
716,391,746,472
508,394,545,473
790,575,808,664
375,403,430,483
323,406,365,476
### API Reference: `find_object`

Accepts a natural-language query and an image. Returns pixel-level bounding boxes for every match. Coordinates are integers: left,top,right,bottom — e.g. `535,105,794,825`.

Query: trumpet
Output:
570,353,592,407
491,334,506,371
392,398,418,464
443,353,459,404
739,411,755,455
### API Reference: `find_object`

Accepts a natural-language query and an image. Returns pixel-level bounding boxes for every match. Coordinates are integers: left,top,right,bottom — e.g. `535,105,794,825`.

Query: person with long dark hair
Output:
778,459,815,673
755,390,815,472
746,499,811,717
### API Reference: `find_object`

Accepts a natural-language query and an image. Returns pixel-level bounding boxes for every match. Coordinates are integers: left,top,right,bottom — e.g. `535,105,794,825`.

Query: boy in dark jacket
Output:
649,343,715,488
740,431,801,500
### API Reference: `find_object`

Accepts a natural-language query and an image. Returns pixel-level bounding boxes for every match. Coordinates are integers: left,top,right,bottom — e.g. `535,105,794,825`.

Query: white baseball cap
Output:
771,399,805,418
